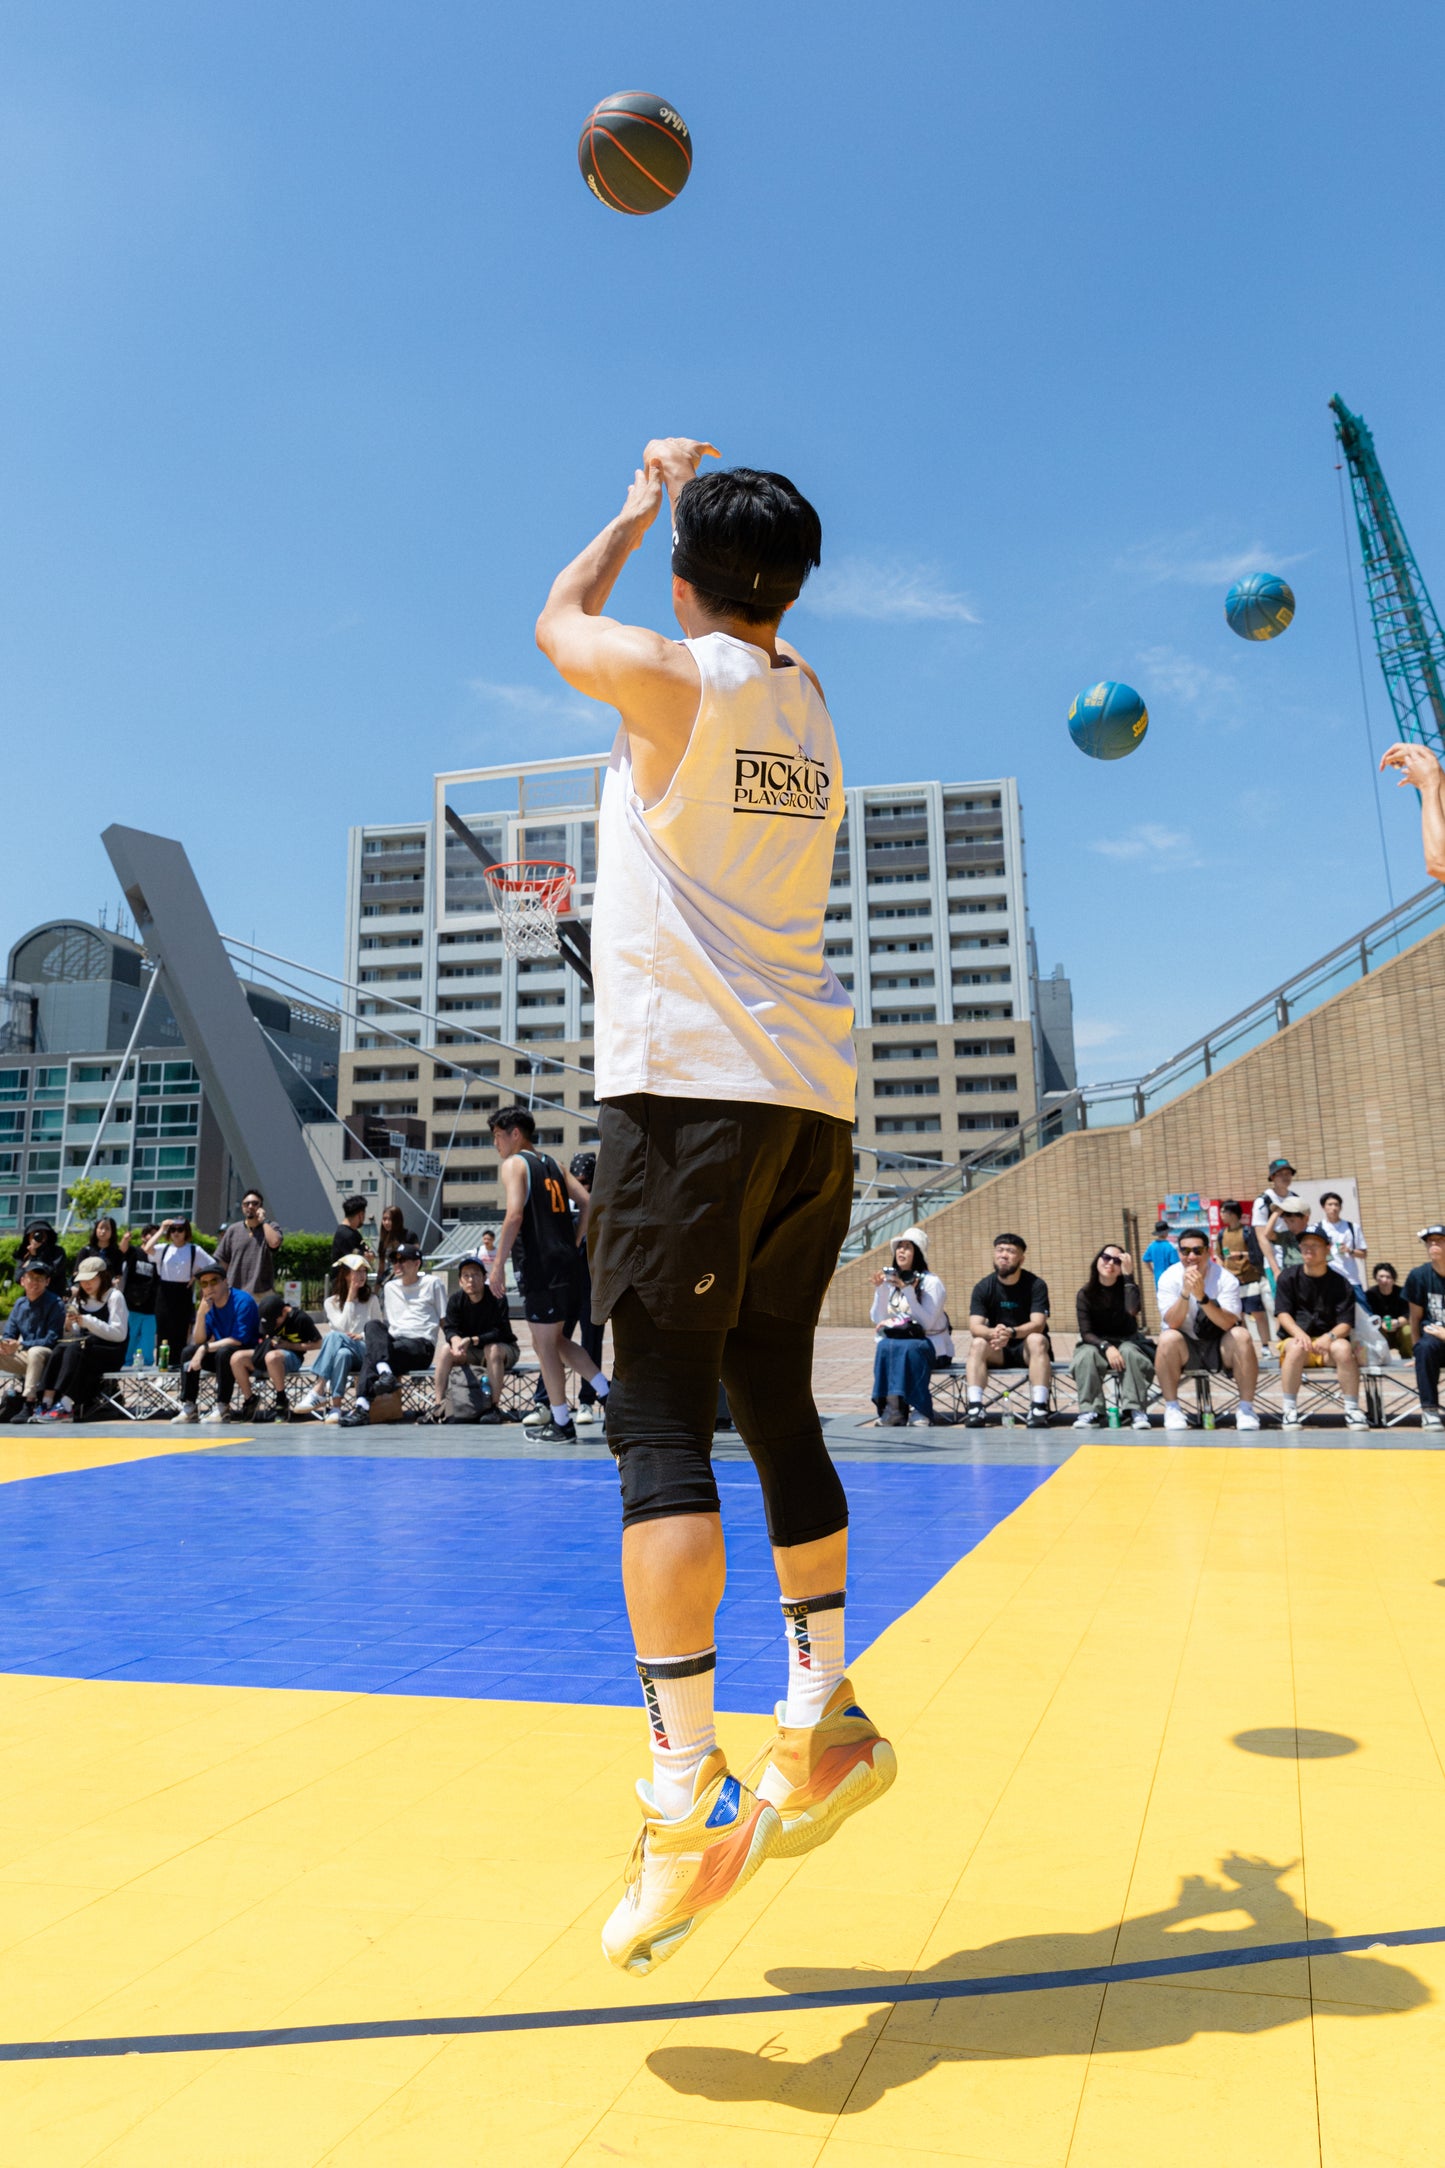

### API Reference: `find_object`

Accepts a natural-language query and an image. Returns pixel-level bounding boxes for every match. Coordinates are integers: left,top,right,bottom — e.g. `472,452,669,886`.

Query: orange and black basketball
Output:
577,91,692,216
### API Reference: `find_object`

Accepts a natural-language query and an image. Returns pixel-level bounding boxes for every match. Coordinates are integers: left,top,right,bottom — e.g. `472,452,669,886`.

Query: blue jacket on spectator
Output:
6,1289,66,1349
201,1287,260,1348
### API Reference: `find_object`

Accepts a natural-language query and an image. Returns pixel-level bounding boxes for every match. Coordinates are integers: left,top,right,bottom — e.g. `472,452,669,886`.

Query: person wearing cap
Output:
1274,1225,1368,1431
1261,1195,1310,1279
341,1242,447,1427
31,1257,128,1423
171,1268,260,1423
436,1254,518,1422
1405,1225,1445,1431
234,1292,322,1422
1141,1222,1179,1287
869,1231,950,1427
303,1256,381,1420
1251,1160,1298,1280
0,1262,68,1420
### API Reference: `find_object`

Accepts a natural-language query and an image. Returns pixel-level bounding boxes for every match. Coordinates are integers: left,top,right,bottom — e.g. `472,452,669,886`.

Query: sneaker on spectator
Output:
522,1404,549,1428
1422,1409,1444,1431
1163,1406,1189,1431
1236,1409,1261,1431
574,1404,603,1425
338,1405,369,1429
964,1407,986,1428
1025,1408,1050,1430
297,1387,327,1415
530,1417,577,1443
1282,1411,1303,1430
1131,1411,1152,1430
1345,1409,1369,1431
172,1404,198,1424
201,1405,225,1423
1074,1411,1099,1429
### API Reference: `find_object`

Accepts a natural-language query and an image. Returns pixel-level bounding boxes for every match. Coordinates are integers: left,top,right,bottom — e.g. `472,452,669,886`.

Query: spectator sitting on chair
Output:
33,1257,128,1424
1274,1226,1368,1431
1319,1192,1367,1291
235,1293,322,1422
119,1223,160,1365
869,1231,950,1428
1154,1228,1260,1431
436,1256,519,1424
304,1257,381,1421
0,1263,66,1421
1218,1202,1270,1356
1252,1159,1298,1279
1366,1263,1413,1360
341,1242,446,1427
172,1267,260,1424
15,1218,68,1297
965,1233,1051,1430
1141,1221,1179,1287
1072,1245,1153,1431
1405,1224,1445,1433
329,1196,375,1268
215,1189,284,1297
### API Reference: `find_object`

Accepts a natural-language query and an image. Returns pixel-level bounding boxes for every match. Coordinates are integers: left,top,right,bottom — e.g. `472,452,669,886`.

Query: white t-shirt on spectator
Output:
382,1273,446,1341
1156,1258,1242,1332
155,1241,215,1283
1250,1189,1291,1233
325,1292,382,1336
1324,1219,1366,1289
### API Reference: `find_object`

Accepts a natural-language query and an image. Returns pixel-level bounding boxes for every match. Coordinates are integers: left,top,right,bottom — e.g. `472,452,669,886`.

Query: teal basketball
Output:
1067,680,1149,762
1226,572,1295,641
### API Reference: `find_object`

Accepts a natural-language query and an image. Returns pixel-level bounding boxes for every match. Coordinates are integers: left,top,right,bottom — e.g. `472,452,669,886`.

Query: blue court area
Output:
0,1449,1051,1711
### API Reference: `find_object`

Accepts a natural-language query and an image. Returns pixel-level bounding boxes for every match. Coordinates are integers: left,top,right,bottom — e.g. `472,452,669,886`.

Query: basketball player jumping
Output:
537,438,895,1975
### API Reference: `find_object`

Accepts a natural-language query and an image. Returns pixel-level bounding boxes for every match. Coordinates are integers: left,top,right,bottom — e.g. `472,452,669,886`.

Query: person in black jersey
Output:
487,1107,608,1442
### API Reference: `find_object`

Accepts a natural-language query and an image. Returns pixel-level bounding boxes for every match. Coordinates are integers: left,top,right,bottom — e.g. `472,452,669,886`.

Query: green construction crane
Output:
1331,394,1445,760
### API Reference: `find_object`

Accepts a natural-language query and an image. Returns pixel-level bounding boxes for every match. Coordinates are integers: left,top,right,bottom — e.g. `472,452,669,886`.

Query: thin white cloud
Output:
1073,1016,1123,1051
1090,822,1205,871
467,678,601,724
1122,534,1311,588
1136,643,1240,713
801,557,980,624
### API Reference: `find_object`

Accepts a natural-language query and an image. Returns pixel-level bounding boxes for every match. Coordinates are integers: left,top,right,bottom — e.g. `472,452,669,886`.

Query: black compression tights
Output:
605,1288,848,1549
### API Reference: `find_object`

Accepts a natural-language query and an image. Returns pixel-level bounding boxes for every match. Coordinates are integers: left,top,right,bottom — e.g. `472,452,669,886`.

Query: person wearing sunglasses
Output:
1072,1247,1153,1429
1153,1229,1260,1430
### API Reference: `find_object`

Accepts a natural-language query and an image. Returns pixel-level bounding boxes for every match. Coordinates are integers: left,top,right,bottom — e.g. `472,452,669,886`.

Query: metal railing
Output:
840,880,1445,1260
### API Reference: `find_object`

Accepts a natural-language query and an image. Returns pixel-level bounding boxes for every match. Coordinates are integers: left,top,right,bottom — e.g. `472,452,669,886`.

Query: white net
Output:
483,861,575,959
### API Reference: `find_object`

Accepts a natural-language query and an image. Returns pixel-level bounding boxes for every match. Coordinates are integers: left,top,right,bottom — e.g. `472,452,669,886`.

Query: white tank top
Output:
592,632,857,1122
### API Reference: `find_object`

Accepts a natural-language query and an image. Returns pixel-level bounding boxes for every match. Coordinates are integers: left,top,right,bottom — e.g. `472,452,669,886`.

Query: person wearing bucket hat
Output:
1252,1158,1298,1279
869,1228,950,1426
31,1257,128,1423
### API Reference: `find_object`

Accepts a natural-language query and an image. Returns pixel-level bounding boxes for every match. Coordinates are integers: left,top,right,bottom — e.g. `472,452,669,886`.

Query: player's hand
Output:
642,437,719,497
488,1268,505,1301
618,465,663,537
1184,1266,1206,1301
1380,742,1445,791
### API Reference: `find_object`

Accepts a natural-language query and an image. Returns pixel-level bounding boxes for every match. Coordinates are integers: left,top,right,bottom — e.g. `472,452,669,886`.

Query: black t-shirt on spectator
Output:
330,1224,373,1265
254,1295,321,1349
1075,1278,1142,1347
1274,1265,1355,1338
122,1250,159,1316
444,1286,516,1349
1404,1264,1445,1331
970,1269,1049,1334
1367,1284,1409,1325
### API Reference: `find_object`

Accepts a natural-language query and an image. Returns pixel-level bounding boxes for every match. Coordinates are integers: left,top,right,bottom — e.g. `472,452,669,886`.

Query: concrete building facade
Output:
338,759,1072,1226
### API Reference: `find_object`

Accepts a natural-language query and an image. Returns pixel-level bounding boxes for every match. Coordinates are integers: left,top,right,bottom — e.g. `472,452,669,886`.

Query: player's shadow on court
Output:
648,1854,1428,2117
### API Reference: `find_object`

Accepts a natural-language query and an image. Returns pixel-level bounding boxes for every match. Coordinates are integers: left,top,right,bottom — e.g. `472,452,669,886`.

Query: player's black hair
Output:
1176,1227,1210,1248
993,1232,1027,1252
1220,1200,1242,1217
489,1105,537,1141
342,1195,368,1219
1375,1262,1397,1280
1320,1191,1343,1208
673,468,822,627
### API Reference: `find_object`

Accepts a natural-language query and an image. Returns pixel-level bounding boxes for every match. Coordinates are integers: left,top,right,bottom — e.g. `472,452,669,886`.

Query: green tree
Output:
64,1177,126,1228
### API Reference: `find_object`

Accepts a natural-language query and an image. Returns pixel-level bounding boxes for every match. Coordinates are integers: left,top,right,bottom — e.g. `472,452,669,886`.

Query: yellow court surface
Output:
3,1441,1445,2164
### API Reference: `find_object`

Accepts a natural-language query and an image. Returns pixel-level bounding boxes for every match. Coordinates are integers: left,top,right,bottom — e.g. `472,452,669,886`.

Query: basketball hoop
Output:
483,859,576,959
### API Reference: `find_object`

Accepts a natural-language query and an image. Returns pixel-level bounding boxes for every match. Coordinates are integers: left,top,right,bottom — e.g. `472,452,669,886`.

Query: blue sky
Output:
2,0,1441,1077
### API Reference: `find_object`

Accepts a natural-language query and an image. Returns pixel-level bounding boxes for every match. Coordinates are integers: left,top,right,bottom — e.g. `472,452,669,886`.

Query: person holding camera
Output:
869,1231,951,1427
145,1217,215,1370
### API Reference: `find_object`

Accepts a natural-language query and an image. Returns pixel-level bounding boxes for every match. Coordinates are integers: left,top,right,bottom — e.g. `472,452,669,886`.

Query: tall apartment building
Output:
339,759,1071,1224
0,918,339,1233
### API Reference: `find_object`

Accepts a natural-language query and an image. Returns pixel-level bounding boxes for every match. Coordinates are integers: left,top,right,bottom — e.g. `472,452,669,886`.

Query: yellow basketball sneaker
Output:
744,1677,897,1858
601,1748,782,1976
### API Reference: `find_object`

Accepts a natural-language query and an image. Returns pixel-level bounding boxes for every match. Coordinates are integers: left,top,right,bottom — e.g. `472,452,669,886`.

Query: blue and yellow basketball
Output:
1067,680,1149,761
1225,572,1295,641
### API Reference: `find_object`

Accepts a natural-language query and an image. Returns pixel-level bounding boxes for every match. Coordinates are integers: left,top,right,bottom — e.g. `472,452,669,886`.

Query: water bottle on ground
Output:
158,1341,169,1371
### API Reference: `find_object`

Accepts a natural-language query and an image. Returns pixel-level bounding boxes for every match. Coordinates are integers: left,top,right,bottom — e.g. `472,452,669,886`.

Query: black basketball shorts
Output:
515,1251,583,1328
588,1093,855,1333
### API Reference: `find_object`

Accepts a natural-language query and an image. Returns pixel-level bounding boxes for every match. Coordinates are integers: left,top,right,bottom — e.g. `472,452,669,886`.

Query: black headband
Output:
671,534,801,610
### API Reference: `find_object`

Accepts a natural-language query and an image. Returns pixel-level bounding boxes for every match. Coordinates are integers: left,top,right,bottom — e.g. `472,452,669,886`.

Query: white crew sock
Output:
549,1402,572,1428
635,1649,717,1821
375,1362,393,1382
1165,1399,1182,1413
1031,1385,1049,1406
780,1590,846,1728
967,1386,985,1406
1343,1395,1361,1413
1283,1394,1298,1417
1237,1400,1255,1416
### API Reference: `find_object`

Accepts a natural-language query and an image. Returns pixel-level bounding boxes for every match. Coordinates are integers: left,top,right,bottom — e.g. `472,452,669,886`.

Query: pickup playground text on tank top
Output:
591,632,857,1123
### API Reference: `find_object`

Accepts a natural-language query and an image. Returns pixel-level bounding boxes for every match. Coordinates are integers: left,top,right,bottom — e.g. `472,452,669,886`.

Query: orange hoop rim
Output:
482,859,576,908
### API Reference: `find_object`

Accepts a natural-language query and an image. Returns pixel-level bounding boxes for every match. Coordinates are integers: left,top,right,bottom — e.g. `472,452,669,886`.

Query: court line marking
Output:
4,1924,1439,2063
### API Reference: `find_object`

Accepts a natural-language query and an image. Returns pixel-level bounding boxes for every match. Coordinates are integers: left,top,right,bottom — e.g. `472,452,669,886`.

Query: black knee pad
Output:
741,1424,849,1549
606,1351,722,1528
614,1439,722,1527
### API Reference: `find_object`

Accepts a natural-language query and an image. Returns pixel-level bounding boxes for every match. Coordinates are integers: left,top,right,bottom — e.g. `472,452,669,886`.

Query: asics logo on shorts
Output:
694,1273,715,1295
